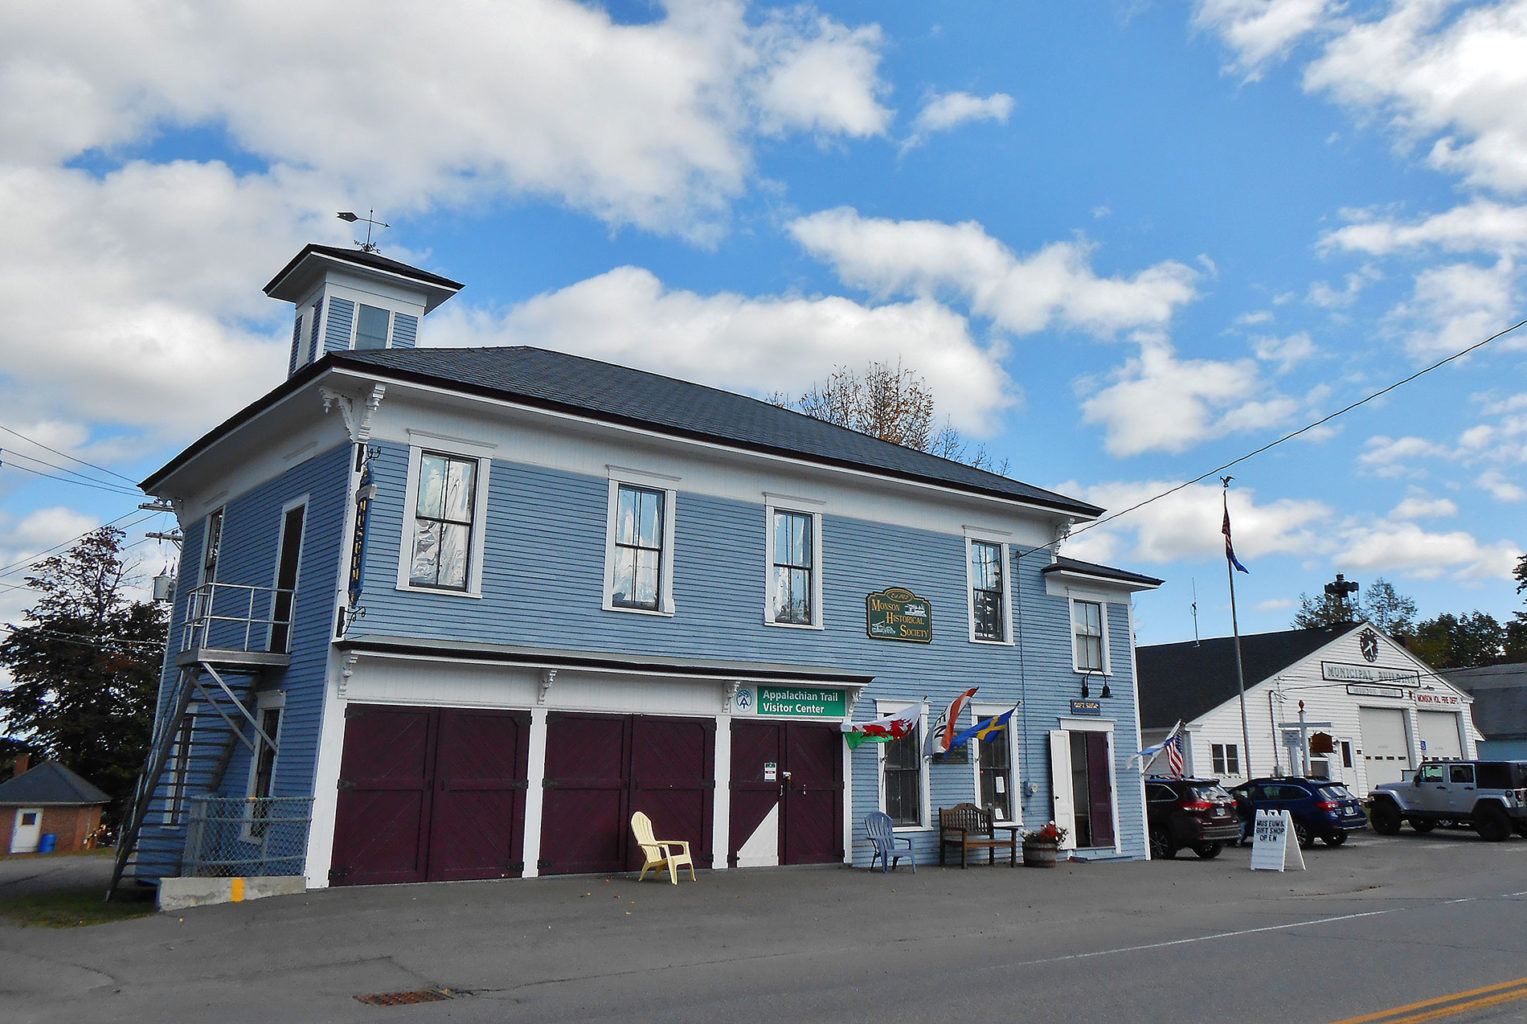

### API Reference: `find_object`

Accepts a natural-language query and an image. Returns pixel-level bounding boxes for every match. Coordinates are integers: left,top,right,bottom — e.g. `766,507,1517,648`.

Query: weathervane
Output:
336,209,389,253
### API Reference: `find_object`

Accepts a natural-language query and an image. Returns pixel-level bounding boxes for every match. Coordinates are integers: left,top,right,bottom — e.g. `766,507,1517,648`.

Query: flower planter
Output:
1022,841,1059,867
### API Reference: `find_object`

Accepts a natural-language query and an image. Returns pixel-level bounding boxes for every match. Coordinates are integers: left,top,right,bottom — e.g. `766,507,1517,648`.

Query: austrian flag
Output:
842,702,924,749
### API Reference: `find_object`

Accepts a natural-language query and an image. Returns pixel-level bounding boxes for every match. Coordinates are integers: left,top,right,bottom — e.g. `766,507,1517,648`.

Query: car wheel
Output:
1294,821,1314,848
1150,827,1176,860
1193,842,1223,859
1514,823,1527,839
1370,800,1402,836
1411,819,1436,834
1322,832,1347,847
1474,804,1511,842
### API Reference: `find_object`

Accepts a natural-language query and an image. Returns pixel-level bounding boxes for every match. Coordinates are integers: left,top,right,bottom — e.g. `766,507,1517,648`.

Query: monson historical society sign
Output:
865,587,933,643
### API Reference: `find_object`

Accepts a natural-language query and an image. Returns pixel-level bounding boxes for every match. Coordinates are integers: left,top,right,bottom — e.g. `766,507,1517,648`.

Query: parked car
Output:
1145,776,1241,859
1368,760,1527,841
1229,777,1367,848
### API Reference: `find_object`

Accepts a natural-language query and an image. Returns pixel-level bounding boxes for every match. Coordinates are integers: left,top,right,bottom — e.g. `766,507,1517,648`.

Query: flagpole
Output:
1222,477,1254,778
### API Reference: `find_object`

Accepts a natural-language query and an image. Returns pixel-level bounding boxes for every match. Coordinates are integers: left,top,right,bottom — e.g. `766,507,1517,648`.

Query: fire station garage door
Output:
539,713,714,876
1417,711,1464,761
1358,706,1411,787
330,705,530,886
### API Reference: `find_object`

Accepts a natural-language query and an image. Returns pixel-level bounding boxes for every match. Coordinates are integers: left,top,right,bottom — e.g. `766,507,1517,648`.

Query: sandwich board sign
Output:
1250,809,1306,872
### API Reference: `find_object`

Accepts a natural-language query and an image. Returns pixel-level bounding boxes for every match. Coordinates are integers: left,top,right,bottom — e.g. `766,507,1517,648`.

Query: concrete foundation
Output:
157,875,306,912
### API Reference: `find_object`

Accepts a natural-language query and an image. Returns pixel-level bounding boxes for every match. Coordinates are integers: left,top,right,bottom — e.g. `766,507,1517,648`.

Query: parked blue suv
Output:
1229,777,1368,847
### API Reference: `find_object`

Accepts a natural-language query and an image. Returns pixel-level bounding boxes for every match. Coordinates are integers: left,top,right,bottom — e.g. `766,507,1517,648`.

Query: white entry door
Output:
9,808,42,854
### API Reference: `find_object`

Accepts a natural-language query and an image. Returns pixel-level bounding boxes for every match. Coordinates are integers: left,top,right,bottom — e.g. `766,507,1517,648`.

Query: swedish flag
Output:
948,706,1017,749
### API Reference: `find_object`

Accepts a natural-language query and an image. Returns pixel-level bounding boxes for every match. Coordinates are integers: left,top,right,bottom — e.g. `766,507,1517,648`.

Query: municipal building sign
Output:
865,587,933,644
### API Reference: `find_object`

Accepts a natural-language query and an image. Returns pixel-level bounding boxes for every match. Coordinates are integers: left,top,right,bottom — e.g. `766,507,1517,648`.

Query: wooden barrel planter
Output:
1022,841,1059,867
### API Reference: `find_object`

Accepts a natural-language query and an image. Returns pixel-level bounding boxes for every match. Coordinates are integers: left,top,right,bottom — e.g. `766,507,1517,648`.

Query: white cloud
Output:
1079,334,1294,456
1389,493,1458,519
1193,0,1335,77
1307,266,1381,308
1235,310,1274,326
788,208,1200,337
1357,434,1450,477
0,0,893,239
1477,469,1527,502
1333,521,1521,582
431,265,1013,436
1390,258,1519,359
903,91,1013,149
1056,479,1330,566
1252,331,1317,372
1320,200,1527,256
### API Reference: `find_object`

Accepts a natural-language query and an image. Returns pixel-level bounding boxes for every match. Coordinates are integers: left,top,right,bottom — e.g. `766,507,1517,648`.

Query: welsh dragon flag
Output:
842,702,924,749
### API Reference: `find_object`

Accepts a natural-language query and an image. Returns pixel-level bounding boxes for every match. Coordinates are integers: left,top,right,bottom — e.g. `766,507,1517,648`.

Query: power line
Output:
0,621,166,654
1061,316,1527,545
0,423,138,483
0,451,144,497
0,509,154,581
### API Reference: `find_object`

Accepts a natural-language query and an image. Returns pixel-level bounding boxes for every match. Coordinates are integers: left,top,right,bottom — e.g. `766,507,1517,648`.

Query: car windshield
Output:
1192,785,1231,801
1318,785,1351,801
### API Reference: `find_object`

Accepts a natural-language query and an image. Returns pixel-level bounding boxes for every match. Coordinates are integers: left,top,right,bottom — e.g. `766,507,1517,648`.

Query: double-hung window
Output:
1072,599,1105,672
409,453,477,590
970,541,1004,641
883,725,923,826
1211,742,1240,776
765,500,823,627
397,437,492,597
246,696,283,839
604,471,677,614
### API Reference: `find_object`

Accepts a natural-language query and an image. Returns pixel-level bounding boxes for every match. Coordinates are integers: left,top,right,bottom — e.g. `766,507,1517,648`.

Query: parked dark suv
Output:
1145,776,1241,859
1229,777,1367,848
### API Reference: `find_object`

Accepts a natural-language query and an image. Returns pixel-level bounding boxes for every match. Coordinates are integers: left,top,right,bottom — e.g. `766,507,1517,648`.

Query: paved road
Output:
1,831,1524,1023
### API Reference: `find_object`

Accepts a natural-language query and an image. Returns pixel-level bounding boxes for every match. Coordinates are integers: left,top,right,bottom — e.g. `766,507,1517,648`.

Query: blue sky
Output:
1,0,1524,650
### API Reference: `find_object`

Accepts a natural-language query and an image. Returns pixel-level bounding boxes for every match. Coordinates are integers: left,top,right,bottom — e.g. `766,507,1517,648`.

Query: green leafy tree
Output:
1509,552,1527,663
1407,611,1507,670
1291,576,1416,637
0,527,167,815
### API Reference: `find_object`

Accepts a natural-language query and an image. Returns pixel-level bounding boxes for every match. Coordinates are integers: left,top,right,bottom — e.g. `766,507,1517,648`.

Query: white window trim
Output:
394,435,494,598
242,691,286,841
963,528,1014,646
324,286,421,351
875,700,931,832
763,497,824,630
602,467,679,616
199,507,225,586
970,701,1023,826
1068,592,1112,675
267,495,309,653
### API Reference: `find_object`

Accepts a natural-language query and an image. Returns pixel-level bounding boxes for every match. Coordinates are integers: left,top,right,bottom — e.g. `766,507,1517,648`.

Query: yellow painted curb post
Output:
230,877,244,902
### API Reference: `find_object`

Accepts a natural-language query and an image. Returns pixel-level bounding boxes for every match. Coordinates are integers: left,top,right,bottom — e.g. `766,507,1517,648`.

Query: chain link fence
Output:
182,796,312,877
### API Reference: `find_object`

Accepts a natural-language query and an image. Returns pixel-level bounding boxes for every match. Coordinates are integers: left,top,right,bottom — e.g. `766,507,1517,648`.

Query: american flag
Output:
1165,731,1185,776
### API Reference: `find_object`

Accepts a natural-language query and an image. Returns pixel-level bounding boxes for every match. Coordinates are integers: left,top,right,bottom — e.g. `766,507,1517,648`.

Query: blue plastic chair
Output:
866,811,915,873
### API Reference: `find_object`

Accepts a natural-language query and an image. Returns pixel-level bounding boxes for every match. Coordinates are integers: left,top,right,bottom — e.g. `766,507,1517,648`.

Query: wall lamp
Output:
1080,671,1112,700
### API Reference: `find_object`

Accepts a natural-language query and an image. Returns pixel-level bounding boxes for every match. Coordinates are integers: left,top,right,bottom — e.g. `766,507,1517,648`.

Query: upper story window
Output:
201,508,225,583
396,438,493,598
604,470,678,615
766,502,823,627
410,453,477,590
969,541,1005,642
1072,598,1106,672
354,303,391,349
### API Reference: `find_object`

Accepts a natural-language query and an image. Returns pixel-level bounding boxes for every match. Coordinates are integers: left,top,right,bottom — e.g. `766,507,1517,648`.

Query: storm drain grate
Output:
355,989,455,1006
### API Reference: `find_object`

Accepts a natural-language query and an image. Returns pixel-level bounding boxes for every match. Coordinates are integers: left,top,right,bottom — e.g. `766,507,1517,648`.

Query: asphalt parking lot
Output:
2,830,1524,1024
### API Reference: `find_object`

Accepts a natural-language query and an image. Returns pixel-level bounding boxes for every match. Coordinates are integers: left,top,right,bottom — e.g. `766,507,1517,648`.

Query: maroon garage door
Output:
539,713,714,876
330,705,530,886
730,721,842,865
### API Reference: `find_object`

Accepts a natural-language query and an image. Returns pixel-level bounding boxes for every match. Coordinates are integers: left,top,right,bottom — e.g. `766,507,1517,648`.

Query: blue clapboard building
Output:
118,244,1162,890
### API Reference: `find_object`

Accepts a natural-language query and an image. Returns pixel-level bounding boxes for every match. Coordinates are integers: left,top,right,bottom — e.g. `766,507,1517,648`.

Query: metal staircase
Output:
108,582,290,897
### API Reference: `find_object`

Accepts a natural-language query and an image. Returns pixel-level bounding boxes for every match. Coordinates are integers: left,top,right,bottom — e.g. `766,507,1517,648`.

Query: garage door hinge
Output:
336,779,356,791
703,779,715,789
727,852,739,866
513,779,529,790
328,867,349,882
542,778,557,788
537,858,551,871
511,860,524,873
344,706,365,719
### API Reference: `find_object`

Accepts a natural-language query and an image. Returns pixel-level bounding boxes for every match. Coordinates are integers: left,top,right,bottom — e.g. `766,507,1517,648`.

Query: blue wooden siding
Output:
392,313,418,349
353,443,1149,862
324,297,354,354
139,443,351,878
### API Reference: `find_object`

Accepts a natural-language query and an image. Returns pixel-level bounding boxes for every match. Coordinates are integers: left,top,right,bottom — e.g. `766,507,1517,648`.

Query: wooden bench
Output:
939,803,1019,868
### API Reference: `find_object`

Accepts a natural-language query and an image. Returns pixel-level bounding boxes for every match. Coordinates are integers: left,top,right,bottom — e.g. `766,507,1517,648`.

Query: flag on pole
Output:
1132,720,1184,772
1165,731,1186,777
1223,494,1249,574
923,687,979,758
842,702,924,750
947,705,1018,750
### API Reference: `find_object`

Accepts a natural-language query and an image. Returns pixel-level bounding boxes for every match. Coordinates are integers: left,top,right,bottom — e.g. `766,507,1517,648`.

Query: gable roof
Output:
1136,624,1357,728
1445,663,1527,741
1041,556,1164,590
0,761,110,806
147,345,1103,519
263,243,464,298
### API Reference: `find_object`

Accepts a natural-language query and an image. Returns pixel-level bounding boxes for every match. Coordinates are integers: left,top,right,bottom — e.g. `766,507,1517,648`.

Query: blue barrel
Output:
37,833,57,854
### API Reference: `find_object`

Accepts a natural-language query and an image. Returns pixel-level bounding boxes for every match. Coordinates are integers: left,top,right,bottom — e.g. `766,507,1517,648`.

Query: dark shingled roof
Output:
263,243,464,296
1446,664,1527,741
1136,624,1355,729
315,346,1104,517
1042,556,1164,589
0,761,110,806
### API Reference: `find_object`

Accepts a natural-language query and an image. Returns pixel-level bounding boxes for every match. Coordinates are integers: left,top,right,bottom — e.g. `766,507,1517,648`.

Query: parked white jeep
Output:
1368,760,1527,842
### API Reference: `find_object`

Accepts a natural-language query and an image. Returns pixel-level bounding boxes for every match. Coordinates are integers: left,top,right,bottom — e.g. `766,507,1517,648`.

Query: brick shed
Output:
1,759,110,855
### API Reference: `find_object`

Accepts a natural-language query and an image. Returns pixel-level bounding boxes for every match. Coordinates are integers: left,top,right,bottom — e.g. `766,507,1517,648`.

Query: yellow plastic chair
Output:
631,811,695,884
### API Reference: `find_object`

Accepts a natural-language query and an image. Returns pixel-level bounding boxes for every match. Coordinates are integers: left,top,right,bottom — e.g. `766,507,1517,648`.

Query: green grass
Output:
0,886,156,928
